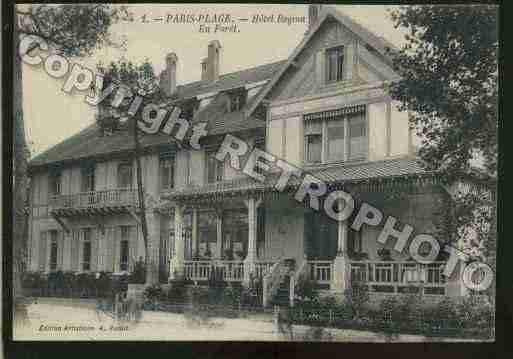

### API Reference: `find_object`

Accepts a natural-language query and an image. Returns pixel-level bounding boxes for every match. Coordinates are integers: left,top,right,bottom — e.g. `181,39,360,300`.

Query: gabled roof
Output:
29,60,285,169
246,6,399,117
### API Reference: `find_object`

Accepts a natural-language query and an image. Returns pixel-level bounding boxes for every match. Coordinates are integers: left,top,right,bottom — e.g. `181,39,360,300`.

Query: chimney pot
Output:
161,52,178,96
206,40,221,82
308,5,323,33
201,58,208,81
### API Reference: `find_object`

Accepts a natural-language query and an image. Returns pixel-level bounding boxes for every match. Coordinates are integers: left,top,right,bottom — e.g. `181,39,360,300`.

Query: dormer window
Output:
227,89,247,112
117,162,133,189
180,99,200,121
48,172,62,197
81,165,96,192
326,46,345,83
160,154,175,190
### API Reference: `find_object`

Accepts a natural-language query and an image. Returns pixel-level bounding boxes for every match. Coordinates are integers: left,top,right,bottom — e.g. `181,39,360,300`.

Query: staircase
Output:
270,274,291,307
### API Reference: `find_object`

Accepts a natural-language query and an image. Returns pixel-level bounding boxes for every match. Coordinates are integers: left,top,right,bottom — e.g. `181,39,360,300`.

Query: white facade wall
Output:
267,93,412,166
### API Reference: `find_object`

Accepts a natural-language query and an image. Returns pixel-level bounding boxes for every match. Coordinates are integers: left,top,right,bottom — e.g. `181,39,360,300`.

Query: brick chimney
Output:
201,58,208,81
206,40,221,82
160,52,178,96
308,5,323,33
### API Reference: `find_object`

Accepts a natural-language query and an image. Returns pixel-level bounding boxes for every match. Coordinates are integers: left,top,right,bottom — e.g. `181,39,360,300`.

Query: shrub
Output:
112,274,129,294
62,271,76,290
129,258,146,284
207,267,228,305
189,286,209,306
294,276,318,303
167,276,189,304
456,294,494,337
95,272,113,297
421,296,460,331
48,271,65,291
22,271,46,290
241,274,263,307
223,284,243,309
144,284,163,305
344,279,369,318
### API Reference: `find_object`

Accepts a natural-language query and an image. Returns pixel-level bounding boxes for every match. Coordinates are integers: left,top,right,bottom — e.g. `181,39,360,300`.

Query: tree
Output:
96,58,166,285
13,4,127,326
387,6,498,269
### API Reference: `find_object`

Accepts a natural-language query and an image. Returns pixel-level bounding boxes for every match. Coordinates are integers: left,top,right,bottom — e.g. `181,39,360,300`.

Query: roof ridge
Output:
178,59,287,91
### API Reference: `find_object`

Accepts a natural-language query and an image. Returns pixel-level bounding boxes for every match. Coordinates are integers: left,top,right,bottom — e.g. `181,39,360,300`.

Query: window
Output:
206,151,223,183
117,162,132,189
160,156,175,190
198,211,218,258
304,109,367,164
327,118,345,161
120,226,131,271
81,166,95,192
348,229,363,254
227,90,247,112
82,228,92,271
326,46,345,83
348,114,367,158
48,172,62,196
305,121,322,163
120,240,129,272
181,99,199,121
49,230,58,271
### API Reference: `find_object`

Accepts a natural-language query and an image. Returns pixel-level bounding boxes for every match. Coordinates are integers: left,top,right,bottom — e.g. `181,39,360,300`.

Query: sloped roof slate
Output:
163,157,433,200
29,60,284,168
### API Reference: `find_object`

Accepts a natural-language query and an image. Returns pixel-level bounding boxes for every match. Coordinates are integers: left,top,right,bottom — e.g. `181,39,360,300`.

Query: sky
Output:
22,4,406,156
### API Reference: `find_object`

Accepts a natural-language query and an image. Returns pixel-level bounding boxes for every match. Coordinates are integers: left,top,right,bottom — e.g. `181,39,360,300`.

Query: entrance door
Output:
223,210,248,260
304,210,337,260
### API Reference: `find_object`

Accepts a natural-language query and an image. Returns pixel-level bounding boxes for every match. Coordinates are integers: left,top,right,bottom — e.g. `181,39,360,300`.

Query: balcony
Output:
48,189,139,217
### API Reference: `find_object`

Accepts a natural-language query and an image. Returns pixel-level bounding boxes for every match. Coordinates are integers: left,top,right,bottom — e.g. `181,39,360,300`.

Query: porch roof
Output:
162,157,439,202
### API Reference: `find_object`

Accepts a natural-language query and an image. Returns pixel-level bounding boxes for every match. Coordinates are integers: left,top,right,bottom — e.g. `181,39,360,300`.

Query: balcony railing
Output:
255,260,276,278
182,260,277,282
48,189,138,210
183,260,245,282
350,261,446,295
308,260,333,284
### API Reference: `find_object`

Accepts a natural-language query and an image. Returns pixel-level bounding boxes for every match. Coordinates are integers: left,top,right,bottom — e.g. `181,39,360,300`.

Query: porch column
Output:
332,198,350,294
215,208,223,259
191,208,198,259
243,197,261,285
145,210,160,284
170,204,185,280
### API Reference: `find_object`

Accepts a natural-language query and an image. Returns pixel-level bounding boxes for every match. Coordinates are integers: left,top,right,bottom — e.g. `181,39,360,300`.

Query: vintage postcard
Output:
10,3,498,343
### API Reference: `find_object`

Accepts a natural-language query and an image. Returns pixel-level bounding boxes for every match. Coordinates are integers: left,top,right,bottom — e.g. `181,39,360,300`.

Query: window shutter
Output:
57,231,64,271
344,44,354,81
46,235,52,272
106,227,114,272
96,229,104,271
70,230,76,271
39,232,47,272
315,49,325,87
114,227,121,272
78,229,84,271
129,226,136,272
91,228,99,272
